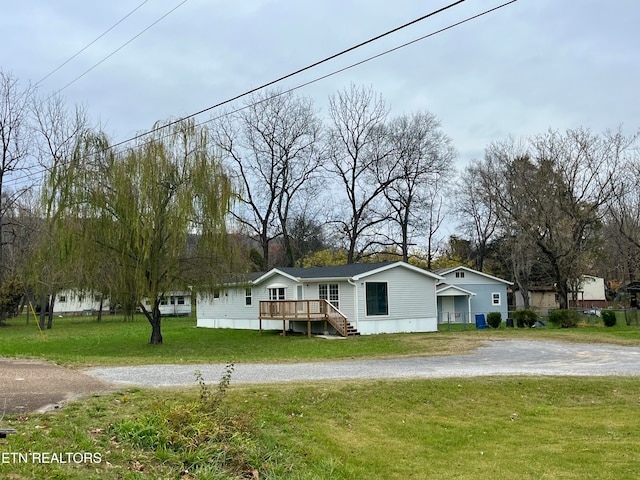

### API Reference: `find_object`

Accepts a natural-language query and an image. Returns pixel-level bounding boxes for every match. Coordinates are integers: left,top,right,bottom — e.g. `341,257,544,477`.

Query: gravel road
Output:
85,340,640,387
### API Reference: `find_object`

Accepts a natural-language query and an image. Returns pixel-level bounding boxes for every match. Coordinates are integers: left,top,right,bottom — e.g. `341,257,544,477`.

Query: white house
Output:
433,266,513,324
52,290,110,316
141,291,193,316
569,275,607,309
197,262,443,336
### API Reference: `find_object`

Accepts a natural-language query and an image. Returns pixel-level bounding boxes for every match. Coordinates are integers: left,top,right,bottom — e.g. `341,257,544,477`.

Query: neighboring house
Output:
568,275,607,309
515,275,607,312
197,262,443,336
142,291,193,316
433,266,512,323
52,290,110,316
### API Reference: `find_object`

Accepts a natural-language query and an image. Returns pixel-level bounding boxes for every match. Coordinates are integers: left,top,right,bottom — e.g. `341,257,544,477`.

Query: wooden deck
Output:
258,300,356,337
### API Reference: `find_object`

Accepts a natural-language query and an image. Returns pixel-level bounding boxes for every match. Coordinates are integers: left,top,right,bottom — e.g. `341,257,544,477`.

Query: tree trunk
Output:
47,291,56,329
140,301,163,344
39,293,48,331
97,296,104,322
556,279,569,310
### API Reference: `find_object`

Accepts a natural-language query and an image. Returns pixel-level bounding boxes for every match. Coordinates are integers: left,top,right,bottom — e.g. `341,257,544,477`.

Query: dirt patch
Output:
0,358,113,415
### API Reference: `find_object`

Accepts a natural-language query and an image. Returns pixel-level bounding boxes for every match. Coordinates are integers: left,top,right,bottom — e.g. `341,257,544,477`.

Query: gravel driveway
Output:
4,340,640,414
85,340,640,387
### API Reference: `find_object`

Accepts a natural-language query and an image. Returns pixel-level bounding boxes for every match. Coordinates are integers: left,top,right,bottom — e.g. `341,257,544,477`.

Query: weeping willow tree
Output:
44,119,240,344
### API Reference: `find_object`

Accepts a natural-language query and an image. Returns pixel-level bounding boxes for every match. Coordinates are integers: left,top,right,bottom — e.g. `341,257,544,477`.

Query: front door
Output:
440,296,455,323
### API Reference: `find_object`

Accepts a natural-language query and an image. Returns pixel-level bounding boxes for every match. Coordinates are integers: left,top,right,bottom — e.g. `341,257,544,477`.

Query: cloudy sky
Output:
1,0,638,167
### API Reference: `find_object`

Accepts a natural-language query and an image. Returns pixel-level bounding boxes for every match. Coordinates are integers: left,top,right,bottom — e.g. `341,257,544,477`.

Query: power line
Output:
111,0,467,149
35,0,151,87
5,0,518,189
43,0,189,101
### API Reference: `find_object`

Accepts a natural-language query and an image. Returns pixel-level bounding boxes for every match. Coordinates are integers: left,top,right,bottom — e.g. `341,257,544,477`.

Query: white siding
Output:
197,273,298,331
354,267,438,334
53,290,109,315
196,264,439,335
158,292,192,316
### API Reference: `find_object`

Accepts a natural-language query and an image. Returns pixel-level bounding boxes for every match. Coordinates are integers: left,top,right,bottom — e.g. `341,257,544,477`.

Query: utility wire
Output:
194,1,519,133
5,0,518,188
43,0,189,102
36,0,151,86
111,0,467,149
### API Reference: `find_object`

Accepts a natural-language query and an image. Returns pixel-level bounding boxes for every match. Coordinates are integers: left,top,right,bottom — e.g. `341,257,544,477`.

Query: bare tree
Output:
325,84,395,264
454,161,500,272
607,144,640,283
479,129,628,309
213,89,323,268
383,111,456,263
0,71,34,320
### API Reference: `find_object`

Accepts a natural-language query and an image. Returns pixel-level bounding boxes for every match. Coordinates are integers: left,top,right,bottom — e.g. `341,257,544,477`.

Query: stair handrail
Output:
320,299,349,337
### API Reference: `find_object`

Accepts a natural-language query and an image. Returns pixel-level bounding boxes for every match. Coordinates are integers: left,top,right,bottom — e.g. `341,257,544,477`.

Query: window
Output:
455,271,465,278
245,288,252,306
160,296,167,306
366,282,388,316
492,292,501,306
213,289,220,299
269,288,285,300
319,283,339,309
58,295,67,303
177,296,185,305
170,296,175,305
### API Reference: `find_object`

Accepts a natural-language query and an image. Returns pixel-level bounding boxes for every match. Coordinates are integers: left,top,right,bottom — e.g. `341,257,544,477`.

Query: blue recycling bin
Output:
475,314,489,329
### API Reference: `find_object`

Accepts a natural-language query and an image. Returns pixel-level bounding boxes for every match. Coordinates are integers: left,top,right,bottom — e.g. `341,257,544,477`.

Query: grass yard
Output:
1,312,639,367
1,377,639,479
2,313,640,478
0,314,484,366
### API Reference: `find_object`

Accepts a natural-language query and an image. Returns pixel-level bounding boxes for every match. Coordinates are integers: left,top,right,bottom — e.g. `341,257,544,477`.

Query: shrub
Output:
548,309,580,328
601,310,617,327
512,309,539,328
486,312,502,328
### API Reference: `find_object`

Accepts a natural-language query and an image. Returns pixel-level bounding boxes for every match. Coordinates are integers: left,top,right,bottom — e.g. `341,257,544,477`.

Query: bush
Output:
512,309,539,328
601,310,617,327
486,312,502,328
548,309,580,328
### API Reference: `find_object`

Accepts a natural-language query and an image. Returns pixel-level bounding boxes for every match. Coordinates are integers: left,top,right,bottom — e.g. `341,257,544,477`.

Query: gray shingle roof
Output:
275,262,395,279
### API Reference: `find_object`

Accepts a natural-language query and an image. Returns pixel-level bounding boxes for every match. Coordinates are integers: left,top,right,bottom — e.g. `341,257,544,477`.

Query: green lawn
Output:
2,377,639,479
1,312,639,367
2,313,640,478
0,314,483,366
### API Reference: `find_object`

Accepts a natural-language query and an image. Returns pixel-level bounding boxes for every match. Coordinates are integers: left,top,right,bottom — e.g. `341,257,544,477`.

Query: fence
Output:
438,307,640,330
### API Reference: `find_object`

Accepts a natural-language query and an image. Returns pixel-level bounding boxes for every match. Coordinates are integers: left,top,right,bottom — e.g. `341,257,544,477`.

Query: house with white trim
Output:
434,266,513,324
196,262,443,336
141,291,193,316
52,290,110,316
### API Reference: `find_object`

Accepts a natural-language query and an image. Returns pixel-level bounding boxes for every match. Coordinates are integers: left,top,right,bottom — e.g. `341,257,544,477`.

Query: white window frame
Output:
491,292,501,306
318,283,339,309
268,287,285,301
245,288,252,306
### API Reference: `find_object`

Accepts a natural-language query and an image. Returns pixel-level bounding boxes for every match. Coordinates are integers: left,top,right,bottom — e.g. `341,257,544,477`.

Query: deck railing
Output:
259,299,349,337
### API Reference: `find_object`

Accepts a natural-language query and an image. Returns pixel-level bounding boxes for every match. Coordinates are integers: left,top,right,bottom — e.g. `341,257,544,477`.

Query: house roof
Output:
433,266,513,285
252,261,443,285
436,283,476,297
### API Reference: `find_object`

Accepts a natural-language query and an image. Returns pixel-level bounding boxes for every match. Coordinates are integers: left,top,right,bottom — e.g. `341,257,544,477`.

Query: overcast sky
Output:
2,0,638,168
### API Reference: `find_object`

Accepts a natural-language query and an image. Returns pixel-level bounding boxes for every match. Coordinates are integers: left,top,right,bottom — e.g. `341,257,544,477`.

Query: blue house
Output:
434,266,512,324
